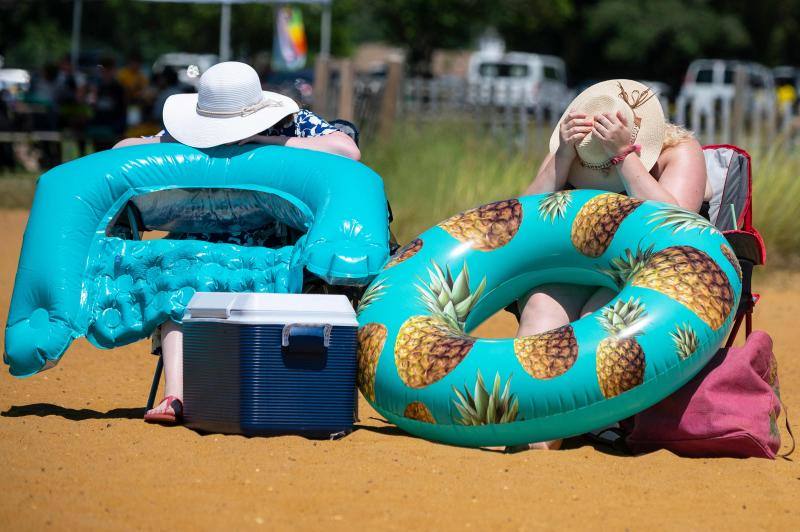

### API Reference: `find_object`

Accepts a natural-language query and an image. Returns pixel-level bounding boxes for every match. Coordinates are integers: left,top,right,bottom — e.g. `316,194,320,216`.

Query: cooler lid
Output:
184,293,358,326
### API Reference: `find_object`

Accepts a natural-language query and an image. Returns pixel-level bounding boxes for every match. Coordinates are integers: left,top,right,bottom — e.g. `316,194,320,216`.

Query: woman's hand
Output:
592,111,633,157
556,110,592,159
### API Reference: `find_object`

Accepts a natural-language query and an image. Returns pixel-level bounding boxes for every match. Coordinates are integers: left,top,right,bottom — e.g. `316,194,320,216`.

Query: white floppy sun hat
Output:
549,79,666,170
163,61,300,149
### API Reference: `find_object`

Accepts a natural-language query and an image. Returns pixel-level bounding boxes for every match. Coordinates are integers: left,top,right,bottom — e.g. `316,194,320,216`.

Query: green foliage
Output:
0,0,354,69
1,1,798,85
361,119,545,243
4,17,71,68
363,119,800,262
365,0,486,72
585,0,749,62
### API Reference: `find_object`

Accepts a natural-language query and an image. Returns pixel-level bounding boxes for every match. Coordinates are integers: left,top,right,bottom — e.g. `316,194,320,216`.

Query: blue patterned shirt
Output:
264,109,338,138
150,109,338,140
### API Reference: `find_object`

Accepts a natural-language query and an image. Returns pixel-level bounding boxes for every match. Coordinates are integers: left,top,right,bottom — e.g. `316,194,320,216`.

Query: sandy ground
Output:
0,209,797,531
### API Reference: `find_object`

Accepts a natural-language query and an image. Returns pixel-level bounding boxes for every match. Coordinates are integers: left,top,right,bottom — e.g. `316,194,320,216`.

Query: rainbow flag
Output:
272,6,308,71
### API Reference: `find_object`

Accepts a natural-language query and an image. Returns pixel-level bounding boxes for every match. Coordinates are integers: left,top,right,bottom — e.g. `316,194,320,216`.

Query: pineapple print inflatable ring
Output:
357,190,741,448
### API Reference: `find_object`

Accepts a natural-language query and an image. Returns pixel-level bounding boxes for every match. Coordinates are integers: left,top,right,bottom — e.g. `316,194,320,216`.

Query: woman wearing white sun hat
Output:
113,61,360,424
513,79,709,451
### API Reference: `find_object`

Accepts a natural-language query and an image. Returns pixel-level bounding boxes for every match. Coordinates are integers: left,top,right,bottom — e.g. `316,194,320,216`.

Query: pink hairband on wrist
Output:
610,144,642,166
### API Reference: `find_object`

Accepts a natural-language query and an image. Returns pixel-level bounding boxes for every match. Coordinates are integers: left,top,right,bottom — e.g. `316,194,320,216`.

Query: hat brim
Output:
549,80,666,171
163,91,300,149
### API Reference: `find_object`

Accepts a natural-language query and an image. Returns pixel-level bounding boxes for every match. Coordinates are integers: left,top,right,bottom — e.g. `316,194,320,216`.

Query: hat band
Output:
196,97,284,118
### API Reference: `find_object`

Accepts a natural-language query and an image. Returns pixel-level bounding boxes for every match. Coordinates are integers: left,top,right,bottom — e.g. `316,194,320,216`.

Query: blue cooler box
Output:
182,293,358,438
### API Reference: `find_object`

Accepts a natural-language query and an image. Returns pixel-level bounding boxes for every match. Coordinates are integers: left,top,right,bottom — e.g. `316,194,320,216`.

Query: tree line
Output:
2,0,798,88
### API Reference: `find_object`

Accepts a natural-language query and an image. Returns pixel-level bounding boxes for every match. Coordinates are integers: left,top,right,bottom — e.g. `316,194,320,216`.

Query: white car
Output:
680,59,775,111
0,68,31,95
467,51,569,112
152,53,219,87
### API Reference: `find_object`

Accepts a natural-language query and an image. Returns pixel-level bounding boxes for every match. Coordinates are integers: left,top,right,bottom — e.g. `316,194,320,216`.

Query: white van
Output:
467,51,569,111
680,59,775,108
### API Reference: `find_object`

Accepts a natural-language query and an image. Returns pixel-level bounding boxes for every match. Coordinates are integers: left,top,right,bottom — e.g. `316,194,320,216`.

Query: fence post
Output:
780,100,793,148
379,59,403,140
337,59,354,122
765,100,777,146
720,94,732,143
313,56,330,117
674,94,687,127
730,66,748,146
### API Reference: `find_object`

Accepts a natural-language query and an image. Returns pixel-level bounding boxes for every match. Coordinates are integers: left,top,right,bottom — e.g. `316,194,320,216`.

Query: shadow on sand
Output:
2,403,145,421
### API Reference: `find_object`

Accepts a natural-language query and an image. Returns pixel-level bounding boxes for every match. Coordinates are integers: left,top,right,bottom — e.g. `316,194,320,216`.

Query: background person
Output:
516,79,709,451
113,61,359,424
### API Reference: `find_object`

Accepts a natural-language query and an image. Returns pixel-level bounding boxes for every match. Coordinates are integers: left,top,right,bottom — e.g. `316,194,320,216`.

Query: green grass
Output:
750,146,800,262
2,122,798,262
0,172,37,210
364,120,800,262
362,120,548,243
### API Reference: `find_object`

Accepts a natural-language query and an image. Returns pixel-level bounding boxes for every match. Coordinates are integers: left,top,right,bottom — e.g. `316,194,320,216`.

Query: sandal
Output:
144,395,183,425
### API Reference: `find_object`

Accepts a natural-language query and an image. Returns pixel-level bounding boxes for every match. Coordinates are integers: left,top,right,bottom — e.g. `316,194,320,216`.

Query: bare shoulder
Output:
659,137,704,166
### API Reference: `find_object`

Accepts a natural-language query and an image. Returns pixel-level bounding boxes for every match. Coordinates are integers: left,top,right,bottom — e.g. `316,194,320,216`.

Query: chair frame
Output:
703,144,766,347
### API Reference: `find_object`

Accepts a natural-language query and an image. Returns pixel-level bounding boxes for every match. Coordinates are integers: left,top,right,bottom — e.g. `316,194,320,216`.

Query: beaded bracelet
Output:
580,144,642,171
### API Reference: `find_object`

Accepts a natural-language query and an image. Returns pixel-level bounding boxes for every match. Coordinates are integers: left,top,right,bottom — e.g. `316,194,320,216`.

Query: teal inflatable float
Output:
356,190,741,447
5,144,389,377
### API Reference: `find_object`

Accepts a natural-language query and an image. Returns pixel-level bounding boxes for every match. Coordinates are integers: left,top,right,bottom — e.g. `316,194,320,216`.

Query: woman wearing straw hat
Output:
516,79,709,451
113,61,360,424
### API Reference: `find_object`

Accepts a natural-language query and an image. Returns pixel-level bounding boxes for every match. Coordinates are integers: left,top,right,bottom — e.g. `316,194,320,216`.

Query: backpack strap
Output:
778,400,796,459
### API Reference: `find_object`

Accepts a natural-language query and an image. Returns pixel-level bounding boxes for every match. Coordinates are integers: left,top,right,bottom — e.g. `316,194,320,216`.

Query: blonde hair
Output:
662,122,695,150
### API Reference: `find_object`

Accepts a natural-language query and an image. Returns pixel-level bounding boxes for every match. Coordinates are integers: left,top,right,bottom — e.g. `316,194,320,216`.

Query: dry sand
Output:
1,209,797,531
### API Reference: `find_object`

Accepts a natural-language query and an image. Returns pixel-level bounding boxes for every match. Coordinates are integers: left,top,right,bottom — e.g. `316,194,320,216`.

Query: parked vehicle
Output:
467,51,569,112
0,69,31,96
680,59,776,111
152,53,218,87
773,66,798,106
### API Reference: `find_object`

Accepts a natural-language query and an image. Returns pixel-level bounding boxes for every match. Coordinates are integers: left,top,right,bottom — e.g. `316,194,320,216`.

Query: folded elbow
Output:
344,143,361,161
331,133,360,160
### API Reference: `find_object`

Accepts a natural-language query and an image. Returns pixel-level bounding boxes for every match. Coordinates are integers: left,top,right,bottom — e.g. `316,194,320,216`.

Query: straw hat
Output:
549,79,666,170
163,61,299,148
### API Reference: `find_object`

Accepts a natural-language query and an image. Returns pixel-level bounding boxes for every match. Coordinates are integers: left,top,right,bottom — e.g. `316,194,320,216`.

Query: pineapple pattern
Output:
670,323,699,360
600,244,656,289
514,325,578,379
395,316,475,388
357,323,387,402
596,298,647,398
646,205,720,235
438,199,522,251
603,245,734,330
720,244,742,281
571,193,643,257
452,371,520,426
415,260,486,330
386,238,423,269
395,260,486,388
630,246,733,330
356,279,388,316
359,193,739,446
538,191,573,222
404,401,436,423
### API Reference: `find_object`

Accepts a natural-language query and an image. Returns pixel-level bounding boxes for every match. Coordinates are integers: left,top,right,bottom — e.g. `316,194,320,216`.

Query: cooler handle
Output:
281,323,332,355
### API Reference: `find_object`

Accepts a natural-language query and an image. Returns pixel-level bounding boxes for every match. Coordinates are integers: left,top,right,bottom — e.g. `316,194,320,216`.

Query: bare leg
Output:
580,287,617,318
145,321,183,418
511,283,598,451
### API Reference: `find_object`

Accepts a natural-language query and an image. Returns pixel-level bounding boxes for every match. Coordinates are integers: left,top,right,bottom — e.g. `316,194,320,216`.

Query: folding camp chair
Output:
702,144,766,347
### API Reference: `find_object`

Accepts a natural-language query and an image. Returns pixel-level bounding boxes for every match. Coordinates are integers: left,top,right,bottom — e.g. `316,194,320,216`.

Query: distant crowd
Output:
1,54,185,152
